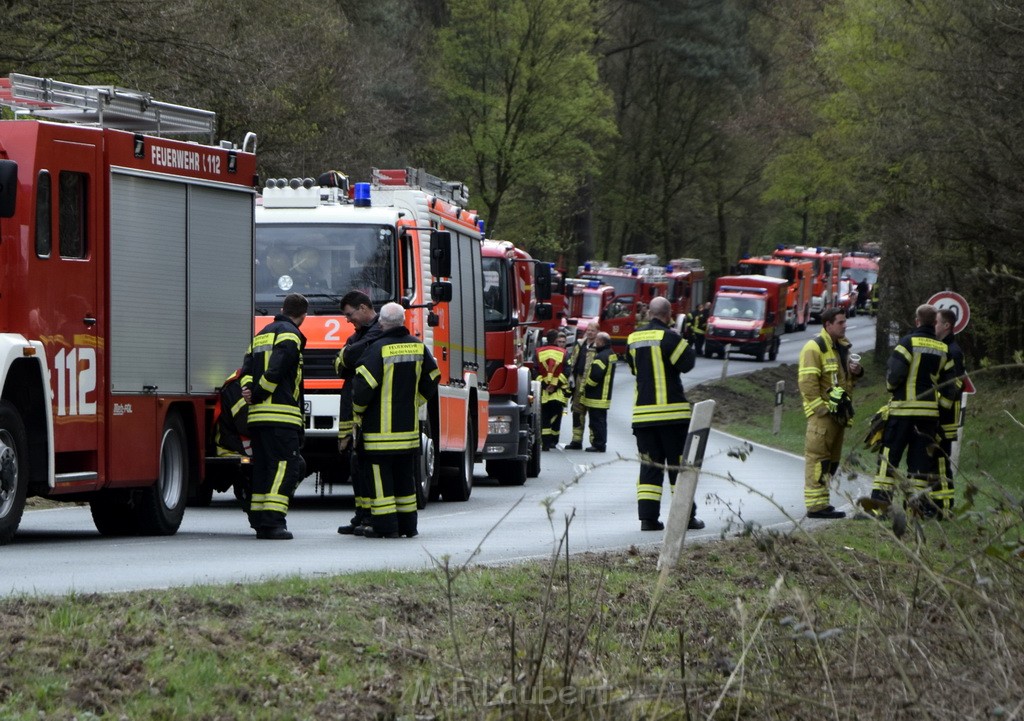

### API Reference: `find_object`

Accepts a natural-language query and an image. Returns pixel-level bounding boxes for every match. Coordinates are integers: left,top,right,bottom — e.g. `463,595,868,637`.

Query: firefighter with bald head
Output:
240,293,308,540
625,296,704,531
351,302,440,538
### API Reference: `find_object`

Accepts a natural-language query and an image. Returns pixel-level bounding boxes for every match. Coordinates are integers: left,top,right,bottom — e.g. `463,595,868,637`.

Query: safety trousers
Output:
871,416,940,508
803,414,845,512
248,426,304,531
365,453,417,536
541,400,566,449
634,423,697,522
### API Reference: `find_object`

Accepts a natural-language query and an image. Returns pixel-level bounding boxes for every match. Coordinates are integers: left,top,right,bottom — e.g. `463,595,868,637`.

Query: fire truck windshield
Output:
580,292,603,318
738,263,789,281
842,267,878,285
712,296,765,319
482,257,511,327
254,223,395,313
584,273,636,296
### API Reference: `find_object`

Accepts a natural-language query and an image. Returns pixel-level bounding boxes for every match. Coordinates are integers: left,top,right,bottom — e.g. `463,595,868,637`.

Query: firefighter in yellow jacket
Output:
581,331,616,452
351,303,440,538
240,293,308,540
535,329,570,450
798,307,863,520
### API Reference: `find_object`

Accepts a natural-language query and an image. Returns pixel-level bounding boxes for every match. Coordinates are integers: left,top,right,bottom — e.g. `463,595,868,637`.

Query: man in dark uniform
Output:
581,331,616,452
869,304,956,517
334,291,382,535
352,303,440,538
535,329,570,450
625,296,704,532
240,293,308,540
566,323,599,450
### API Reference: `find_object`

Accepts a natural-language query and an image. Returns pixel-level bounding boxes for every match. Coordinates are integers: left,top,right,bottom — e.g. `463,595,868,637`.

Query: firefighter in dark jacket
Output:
934,307,965,515
566,323,599,449
535,329,570,450
240,293,308,540
351,303,440,538
869,304,956,517
334,291,382,535
625,296,704,532
581,331,616,452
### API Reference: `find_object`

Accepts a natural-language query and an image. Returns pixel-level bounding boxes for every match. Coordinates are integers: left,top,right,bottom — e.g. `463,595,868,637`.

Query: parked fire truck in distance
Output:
0,73,258,544
841,252,879,313
578,256,670,352
564,278,615,334
704,275,788,362
479,240,552,486
734,256,814,332
254,167,488,505
771,246,843,322
665,257,707,317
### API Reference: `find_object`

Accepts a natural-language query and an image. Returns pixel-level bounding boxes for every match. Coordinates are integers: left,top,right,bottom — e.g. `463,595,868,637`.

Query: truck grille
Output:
303,348,339,380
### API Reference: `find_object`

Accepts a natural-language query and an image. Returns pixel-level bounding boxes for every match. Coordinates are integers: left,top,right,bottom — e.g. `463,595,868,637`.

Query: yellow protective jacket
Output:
886,325,954,418
625,318,695,427
535,345,570,404
241,315,306,429
352,326,440,453
798,329,856,419
582,345,617,409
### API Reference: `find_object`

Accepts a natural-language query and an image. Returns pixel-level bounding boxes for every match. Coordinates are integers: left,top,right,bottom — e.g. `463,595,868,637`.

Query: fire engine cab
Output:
254,168,488,505
0,73,258,544
578,255,670,352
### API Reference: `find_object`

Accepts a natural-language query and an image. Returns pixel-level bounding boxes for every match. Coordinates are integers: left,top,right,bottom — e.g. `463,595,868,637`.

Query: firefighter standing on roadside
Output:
934,307,965,515
798,307,863,520
535,329,570,451
867,304,956,518
566,323,599,450
581,331,616,453
240,293,308,540
625,296,704,532
334,291,382,536
690,303,708,356
351,302,440,538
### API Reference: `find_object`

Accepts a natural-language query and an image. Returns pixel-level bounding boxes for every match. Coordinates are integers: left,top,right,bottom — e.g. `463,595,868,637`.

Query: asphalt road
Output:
3,316,877,597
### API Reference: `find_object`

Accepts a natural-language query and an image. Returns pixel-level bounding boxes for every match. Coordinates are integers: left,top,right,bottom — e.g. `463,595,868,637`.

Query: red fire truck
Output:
771,245,843,322
0,74,258,544
578,256,670,352
254,168,488,504
564,278,615,333
734,255,814,332
479,240,552,486
665,257,708,317
704,275,788,362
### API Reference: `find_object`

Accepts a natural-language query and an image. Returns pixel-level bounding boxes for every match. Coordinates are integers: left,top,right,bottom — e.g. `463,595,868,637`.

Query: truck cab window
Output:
35,170,51,257
58,171,87,259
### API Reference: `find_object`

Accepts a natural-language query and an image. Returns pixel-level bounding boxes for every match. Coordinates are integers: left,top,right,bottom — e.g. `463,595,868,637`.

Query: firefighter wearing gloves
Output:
535,330,570,451
566,323,599,449
798,308,862,520
351,303,440,538
931,308,964,516
868,304,956,518
581,332,616,452
334,291,382,536
625,297,704,532
240,293,308,540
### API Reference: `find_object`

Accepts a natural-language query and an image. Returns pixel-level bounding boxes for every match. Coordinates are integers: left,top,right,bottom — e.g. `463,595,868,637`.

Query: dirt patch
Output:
689,364,799,425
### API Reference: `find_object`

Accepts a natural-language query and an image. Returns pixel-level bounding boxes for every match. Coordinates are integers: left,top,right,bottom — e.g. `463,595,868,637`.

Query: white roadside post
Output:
772,380,785,435
658,399,716,571
720,346,730,381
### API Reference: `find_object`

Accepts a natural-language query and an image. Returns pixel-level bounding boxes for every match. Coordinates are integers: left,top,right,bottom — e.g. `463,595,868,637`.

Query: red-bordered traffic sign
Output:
928,291,970,334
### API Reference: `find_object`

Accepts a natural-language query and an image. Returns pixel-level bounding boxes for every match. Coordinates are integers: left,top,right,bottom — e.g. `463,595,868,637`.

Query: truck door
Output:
45,138,102,458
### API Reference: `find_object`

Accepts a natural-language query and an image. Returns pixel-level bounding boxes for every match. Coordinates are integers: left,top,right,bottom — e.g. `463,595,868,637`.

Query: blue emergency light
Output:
477,219,486,234
354,182,371,207
588,280,600,288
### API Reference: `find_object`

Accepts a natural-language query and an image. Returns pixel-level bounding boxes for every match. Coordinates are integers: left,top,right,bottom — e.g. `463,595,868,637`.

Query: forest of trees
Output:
2,0,1023,362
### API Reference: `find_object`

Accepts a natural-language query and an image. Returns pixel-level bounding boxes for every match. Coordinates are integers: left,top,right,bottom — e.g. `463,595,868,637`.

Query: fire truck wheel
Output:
137,413,189,535
526,420,542,479
769,337,780,362
489,459,527,487
0,401,29,546
416,418,437,509
440,416,475,502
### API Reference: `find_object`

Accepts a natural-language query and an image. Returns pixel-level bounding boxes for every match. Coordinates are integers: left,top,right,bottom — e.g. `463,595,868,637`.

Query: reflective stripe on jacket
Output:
241,315,306,429
582,346,617,409
798,329,855,418
625,318,695,427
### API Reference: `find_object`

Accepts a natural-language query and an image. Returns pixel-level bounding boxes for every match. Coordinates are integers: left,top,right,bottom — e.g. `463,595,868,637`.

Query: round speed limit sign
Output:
927,291,970,334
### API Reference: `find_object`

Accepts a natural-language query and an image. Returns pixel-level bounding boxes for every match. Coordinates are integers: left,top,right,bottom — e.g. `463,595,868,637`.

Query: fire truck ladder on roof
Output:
0,73,216,141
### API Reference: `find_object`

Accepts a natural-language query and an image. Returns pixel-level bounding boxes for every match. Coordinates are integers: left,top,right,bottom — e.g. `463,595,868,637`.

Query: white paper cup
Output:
849,353,861,363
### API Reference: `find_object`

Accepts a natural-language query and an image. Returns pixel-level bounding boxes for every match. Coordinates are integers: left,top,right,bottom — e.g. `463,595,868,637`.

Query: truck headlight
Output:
489,414,513,435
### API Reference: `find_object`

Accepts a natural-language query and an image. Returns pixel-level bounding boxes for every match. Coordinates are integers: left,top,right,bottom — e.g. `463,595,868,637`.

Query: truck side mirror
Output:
535,302,553,321
429,230,452,278
0,160,18,219
430,281,453,303
767,311,776,323
534,263,552,301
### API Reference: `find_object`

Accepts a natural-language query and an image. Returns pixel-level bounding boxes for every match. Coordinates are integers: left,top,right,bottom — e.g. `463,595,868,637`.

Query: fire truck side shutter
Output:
110,173,189,393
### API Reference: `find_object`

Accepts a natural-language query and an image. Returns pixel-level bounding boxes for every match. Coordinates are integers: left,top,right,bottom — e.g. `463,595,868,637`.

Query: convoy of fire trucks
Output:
0,72,883,545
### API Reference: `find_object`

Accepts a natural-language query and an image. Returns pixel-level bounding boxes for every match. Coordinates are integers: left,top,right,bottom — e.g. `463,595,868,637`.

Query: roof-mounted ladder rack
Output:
0,73,216,141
